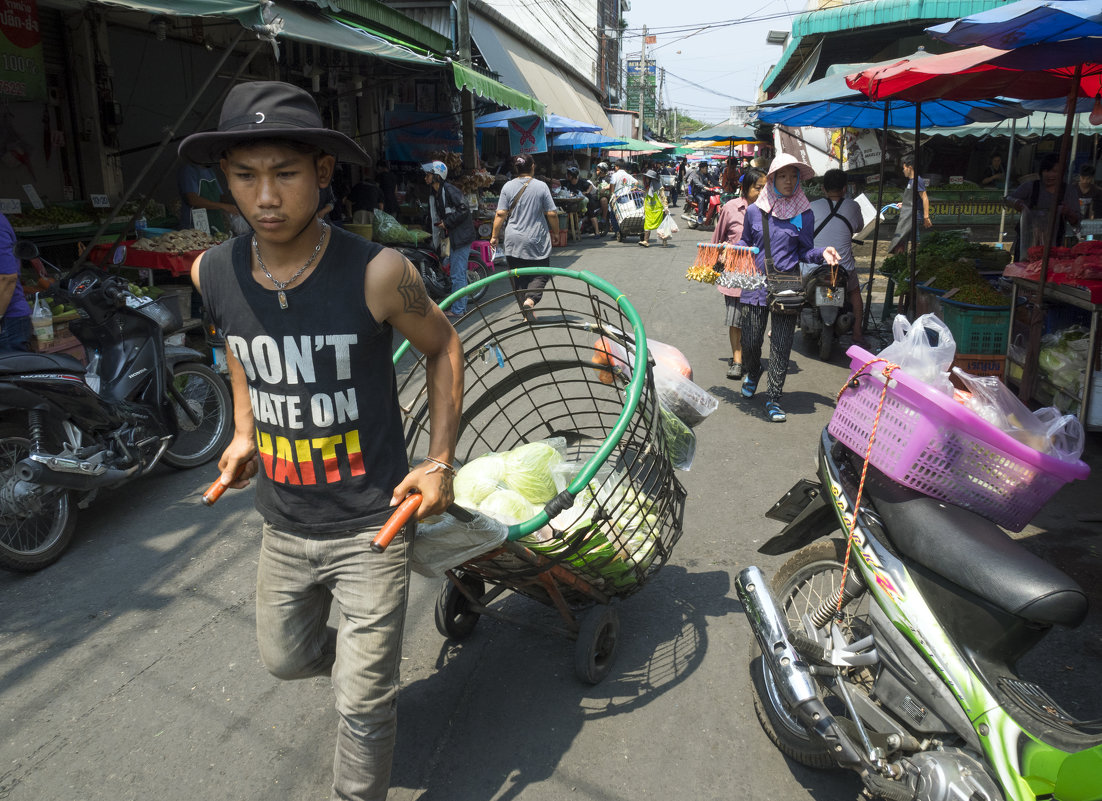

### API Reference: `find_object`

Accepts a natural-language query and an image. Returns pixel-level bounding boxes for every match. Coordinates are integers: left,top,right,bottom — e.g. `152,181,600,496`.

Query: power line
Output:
663,69,756,104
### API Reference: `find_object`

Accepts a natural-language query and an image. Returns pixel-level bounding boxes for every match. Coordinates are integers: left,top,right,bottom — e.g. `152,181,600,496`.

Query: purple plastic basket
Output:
828,346,1089,531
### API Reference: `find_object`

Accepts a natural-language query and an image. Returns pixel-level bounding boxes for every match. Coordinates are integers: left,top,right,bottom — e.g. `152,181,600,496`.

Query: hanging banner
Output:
507,115,546,156
774,125,835,176
832,128,883,170
383,110,462,162
0,0,47,102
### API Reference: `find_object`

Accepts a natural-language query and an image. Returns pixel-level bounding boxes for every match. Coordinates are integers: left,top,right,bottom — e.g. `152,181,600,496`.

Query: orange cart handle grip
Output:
371,494,423,553
202,463,247,506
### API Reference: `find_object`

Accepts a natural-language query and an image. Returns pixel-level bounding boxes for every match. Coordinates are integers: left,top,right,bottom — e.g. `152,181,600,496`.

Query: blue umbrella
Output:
551,131,626,149
754,56,1029,128
926,0,1102,48
474,109,602,133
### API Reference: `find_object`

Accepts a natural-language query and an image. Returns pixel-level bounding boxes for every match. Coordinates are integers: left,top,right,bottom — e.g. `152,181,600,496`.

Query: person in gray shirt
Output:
490,153,560,322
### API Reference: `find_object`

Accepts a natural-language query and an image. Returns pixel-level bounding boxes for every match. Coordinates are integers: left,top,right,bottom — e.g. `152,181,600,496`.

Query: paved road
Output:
2,232,1097,801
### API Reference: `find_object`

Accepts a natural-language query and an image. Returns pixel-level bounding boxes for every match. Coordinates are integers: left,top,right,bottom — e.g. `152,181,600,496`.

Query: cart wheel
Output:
434,573,485,640
573,603,620,684
615,231,622,242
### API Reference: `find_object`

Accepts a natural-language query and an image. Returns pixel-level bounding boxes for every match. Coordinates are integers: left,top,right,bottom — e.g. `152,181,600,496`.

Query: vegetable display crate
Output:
84,241,205,277
938,296,1012,355
828,346,1089,531
394,268,687,683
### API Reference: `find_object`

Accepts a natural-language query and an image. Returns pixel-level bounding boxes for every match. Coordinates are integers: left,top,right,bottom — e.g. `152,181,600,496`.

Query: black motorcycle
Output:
799,264,854,361
0,243,233,571
394,242,493,307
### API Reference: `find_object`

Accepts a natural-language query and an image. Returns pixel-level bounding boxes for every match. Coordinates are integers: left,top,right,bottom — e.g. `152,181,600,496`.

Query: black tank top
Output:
200,227,408,533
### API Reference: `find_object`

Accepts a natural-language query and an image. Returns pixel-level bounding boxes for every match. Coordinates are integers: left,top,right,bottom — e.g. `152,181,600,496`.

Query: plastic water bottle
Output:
31,293,54,345
135,216,148,238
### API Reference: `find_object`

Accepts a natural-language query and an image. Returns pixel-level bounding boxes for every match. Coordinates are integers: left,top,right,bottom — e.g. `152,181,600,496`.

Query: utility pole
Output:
658,67,665,138
639,25,646,139
457,0,476,171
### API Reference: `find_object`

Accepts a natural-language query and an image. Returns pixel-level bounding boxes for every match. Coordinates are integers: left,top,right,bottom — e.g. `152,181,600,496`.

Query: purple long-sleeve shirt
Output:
739,205,825,307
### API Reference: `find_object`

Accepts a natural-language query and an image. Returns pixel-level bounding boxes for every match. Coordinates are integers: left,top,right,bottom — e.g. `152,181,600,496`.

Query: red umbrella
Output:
845,42,1102,101
846,40,1101,400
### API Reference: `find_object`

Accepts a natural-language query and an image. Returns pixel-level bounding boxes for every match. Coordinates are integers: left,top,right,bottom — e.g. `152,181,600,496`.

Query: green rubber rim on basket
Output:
392,267,650,541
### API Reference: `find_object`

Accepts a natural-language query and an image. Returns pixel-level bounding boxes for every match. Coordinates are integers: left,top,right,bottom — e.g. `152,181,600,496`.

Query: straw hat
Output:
766,152,815,182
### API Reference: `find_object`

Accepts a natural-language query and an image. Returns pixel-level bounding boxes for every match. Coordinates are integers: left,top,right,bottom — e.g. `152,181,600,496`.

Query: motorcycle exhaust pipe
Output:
15,458,138,491
736,565,866,768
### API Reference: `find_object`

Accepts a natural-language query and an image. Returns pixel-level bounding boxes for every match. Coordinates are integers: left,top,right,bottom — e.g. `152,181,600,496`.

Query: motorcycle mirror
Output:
13,240,39,260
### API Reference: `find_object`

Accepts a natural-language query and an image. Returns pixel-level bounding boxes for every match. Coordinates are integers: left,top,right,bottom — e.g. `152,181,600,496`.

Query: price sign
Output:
949,175,964,185
22,184,44,210
90,194,110,209
0,198,21,215
191,208,211,235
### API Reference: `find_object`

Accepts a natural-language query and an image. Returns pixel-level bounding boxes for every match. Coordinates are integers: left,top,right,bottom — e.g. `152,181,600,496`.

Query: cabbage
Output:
453,454,506,507
502,441,564,503
479,488,537,525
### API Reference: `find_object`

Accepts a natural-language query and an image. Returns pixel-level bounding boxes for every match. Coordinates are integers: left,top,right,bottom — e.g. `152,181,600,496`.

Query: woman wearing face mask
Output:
712,167,766,380
738,154,841,422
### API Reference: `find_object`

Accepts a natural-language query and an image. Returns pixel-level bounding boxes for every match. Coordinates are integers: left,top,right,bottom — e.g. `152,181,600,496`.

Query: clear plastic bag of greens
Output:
880,313,956,395
373,209,414,244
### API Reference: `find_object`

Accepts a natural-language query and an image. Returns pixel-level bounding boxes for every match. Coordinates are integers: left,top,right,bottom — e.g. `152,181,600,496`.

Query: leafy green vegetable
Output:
453,454,506,507
659,405,696,470
479,489,537,524
502,441,564,503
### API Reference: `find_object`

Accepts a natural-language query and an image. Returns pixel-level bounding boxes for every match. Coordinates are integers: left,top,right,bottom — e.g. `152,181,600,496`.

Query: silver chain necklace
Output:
253,220,329,309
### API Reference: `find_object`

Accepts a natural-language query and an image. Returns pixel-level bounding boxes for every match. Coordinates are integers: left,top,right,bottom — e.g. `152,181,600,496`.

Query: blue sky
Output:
622,0,805,124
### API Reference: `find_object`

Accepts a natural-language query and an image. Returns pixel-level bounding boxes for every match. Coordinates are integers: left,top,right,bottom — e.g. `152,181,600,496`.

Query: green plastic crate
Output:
939,297,1011,355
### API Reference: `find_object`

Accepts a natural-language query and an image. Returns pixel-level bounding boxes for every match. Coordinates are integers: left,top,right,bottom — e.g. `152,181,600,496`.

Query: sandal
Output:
726,359,743,380
765,401,787,423
741,376,757,398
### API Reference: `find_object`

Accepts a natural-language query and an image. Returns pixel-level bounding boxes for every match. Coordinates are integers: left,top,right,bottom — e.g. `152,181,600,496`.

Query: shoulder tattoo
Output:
397,258,432,317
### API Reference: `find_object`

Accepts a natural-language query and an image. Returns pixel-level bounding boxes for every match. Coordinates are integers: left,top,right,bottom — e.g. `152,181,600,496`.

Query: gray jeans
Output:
256,520,412,801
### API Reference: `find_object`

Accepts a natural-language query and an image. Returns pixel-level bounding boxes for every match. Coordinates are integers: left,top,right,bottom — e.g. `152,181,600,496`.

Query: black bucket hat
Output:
179,81,370,166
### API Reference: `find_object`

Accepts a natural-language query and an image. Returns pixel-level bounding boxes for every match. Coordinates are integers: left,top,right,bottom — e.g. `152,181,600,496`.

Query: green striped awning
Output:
452,62,545,117
763,0,1009,93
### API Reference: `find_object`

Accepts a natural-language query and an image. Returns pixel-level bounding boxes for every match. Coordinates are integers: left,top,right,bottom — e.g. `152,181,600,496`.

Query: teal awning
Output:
311,0,451,55
238,1,443,65
94,0,257,14
762,0,1009,93
452,62,545,116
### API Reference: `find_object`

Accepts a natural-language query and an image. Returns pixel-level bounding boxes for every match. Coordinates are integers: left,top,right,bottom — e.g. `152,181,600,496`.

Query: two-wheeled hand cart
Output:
389,268,687,683
611,189,645,244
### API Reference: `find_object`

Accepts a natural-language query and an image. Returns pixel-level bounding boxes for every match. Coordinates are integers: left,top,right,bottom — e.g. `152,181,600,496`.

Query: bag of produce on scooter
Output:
951,369,1086,462
878,313,957,396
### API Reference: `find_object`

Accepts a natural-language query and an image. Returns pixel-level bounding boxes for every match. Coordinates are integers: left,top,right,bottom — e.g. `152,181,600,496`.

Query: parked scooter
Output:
799,263,854,360
0,243,233,571
736,429,1101,801
393,241,493,306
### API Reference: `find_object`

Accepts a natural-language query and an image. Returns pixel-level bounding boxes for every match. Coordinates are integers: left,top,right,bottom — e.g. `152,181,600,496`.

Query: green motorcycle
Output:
737,429,1102,801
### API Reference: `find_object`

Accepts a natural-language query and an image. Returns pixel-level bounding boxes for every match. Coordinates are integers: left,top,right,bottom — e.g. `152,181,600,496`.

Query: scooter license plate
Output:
816,285,844,307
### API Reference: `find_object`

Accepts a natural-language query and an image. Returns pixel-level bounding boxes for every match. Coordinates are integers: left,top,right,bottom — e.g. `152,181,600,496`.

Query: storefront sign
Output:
0,197,20,214
0,0,47,101
507,115,546,156
774,125,836,176
383,110,461,162
90,193,110,209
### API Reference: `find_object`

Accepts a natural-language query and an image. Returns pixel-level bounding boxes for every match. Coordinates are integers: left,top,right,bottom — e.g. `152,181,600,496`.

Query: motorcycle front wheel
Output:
749,538,871,769
0,421,76,572
465,253,491,304
162,362,233,470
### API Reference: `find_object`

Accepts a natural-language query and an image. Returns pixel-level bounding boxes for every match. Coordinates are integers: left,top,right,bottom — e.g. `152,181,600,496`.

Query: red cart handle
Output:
371,494,423,553
202,463,247,506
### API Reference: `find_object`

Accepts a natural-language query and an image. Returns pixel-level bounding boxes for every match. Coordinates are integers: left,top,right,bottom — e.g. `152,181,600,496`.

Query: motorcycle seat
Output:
863,470,1087,628
0,352,86,375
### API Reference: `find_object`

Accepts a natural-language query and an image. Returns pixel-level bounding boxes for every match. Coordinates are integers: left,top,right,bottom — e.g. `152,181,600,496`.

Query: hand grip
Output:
202,463,245,506
371,494,423,553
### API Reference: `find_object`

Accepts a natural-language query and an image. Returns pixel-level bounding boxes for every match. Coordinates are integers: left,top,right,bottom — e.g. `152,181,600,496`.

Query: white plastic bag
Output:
653,366,718,428
657,213,675,241
410,511,509,577
953,369,1085,462
879,313,956,395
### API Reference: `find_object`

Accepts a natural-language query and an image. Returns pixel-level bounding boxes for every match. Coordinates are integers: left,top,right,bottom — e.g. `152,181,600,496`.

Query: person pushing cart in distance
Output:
183,80,464,801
